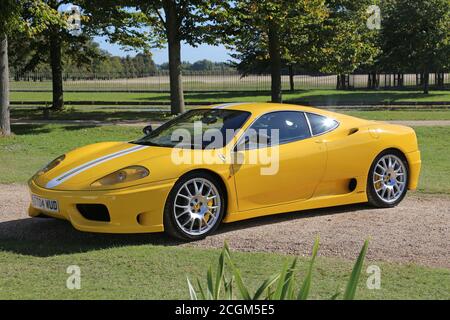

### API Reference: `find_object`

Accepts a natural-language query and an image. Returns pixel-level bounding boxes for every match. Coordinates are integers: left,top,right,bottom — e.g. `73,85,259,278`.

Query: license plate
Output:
31,194,59,213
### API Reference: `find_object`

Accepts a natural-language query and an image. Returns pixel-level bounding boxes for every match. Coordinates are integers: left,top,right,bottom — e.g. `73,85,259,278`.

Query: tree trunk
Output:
436,72,444,89
268,23,282,103
50,32,64,110
416,73,423,87
423,71,429,94
374,73,380,89
367,72,378,89
397,73,404,88
0,34,11,136
337,74,348,90
289,65,295,92
164,0,185,115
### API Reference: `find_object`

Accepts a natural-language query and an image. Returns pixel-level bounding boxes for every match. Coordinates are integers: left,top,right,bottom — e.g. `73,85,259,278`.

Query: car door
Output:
231,111,327,211
306,112,378,193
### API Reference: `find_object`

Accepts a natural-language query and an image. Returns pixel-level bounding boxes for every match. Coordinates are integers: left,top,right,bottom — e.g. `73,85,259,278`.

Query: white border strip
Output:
213,102,251,109
46,145,149,189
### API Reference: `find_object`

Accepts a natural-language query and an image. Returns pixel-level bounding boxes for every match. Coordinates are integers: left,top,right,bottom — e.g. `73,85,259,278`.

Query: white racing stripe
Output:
45,144,149,189
213,102,250,109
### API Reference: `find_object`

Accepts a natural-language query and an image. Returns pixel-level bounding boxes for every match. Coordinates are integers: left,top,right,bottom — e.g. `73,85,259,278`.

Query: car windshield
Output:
134,109,251,149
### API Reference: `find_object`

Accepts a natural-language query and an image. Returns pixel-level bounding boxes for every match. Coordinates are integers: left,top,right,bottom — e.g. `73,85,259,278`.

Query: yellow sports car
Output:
28,103,421,240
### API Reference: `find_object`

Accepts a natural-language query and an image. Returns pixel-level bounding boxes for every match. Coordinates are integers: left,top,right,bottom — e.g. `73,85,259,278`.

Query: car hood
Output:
34,142,175,191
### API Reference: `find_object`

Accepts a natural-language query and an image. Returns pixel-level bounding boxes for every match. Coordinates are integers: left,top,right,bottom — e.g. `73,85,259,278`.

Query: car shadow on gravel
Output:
215,203,373,235
0,203,373,257
0,218,182,257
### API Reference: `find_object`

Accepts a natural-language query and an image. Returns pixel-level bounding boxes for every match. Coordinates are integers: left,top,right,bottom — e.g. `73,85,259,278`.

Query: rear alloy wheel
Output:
367,151,409,208
164,173,225,241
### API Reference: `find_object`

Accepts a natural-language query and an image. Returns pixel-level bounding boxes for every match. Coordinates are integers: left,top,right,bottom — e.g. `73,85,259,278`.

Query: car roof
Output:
205,102,342,119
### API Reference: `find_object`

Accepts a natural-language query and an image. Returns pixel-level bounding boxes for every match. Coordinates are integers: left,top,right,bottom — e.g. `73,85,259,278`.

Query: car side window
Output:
244,111,311,149
306,113,339,136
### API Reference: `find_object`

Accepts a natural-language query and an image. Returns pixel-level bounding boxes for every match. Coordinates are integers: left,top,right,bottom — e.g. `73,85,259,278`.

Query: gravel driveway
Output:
1,184,449,268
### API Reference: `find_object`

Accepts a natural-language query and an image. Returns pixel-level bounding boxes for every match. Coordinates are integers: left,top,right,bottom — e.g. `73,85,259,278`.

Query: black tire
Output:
367,149,409,208
163,171,226,241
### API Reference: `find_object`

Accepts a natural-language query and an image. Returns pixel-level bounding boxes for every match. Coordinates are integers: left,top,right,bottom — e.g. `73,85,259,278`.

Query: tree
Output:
0,19,12,136
315,0,379,89
380,0,450,94
136,0,223,114
0,0,23,136
9,0,95,111
19,0,83,111
131,53,158,74
191,59,214,71
0,0,61,136
220,0,328,103
10,0,150,111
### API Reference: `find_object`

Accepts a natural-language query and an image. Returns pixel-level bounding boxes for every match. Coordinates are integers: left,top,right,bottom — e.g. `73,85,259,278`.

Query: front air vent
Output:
76,204,110,222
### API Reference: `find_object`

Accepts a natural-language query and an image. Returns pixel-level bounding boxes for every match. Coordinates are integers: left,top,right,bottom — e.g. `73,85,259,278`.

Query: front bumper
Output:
406,150,421,191
28,179,176,234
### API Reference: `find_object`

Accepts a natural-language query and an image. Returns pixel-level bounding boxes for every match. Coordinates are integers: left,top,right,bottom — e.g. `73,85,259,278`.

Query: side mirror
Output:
143,125,153,135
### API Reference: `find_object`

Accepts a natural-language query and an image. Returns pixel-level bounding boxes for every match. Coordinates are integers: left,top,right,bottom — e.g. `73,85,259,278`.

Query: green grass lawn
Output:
10,89,450,104
342,110,450,120
11,106,174,122
415,127,450,194
10,105,450,123
0,241,448,299
0,124,448,194
0,125,142,184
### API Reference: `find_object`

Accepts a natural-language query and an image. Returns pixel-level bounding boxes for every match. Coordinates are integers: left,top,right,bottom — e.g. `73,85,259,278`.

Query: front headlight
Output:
36,155,65,176
91,166,149,187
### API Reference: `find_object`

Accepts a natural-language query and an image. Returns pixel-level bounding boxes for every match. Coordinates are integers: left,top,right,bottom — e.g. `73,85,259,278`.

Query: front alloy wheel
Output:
164,173,225,241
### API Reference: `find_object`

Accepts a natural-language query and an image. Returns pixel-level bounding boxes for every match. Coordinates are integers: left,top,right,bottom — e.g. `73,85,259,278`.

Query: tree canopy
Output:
219,0,330,102
380,0,450,73
1,0,63,135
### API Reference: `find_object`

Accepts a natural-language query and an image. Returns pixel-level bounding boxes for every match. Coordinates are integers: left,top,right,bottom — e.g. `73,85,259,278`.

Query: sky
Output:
94,37,233,64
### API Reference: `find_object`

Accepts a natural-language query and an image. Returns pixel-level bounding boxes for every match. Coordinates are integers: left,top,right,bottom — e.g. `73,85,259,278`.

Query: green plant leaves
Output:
298,237,320,300
188,238,369,300
252,273,280,300
343,239,370,300
187,277,198,300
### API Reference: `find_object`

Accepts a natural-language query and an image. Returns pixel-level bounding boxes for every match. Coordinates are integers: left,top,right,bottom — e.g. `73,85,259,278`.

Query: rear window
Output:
306,113,339,136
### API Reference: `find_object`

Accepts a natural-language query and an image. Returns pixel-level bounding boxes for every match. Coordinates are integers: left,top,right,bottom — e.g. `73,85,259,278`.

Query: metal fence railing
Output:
10,71,450,92
349,73,450,89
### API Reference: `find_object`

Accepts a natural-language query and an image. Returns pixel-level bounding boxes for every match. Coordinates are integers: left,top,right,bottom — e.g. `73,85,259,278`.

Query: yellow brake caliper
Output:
203,199,214,225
